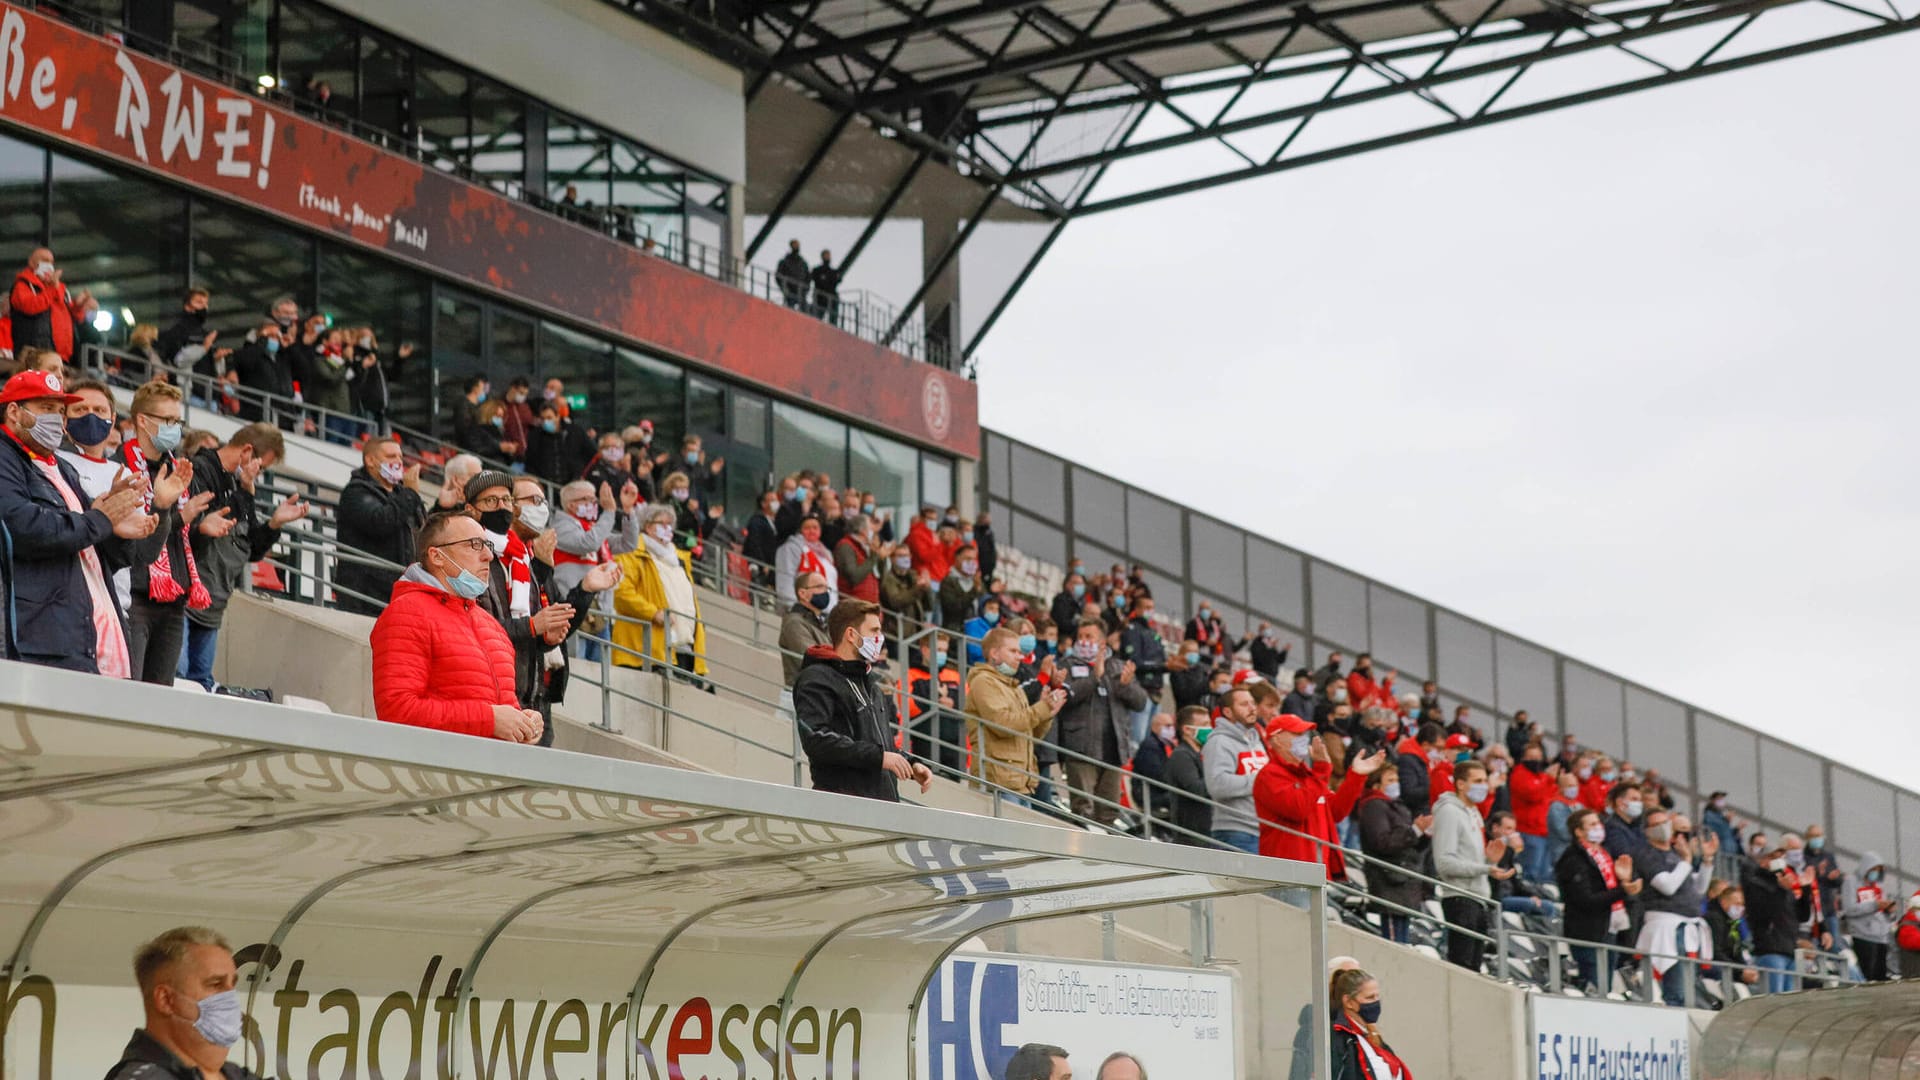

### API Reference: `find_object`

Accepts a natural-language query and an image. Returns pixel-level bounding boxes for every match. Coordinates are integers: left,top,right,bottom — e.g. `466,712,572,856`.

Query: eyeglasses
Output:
434,538,492,557
515,493,547,507
470,494,513,510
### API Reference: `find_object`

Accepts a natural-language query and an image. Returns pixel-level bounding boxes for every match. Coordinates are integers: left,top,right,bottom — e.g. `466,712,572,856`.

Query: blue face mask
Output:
995,661,1017,676
1018,634,1036,654
66,412,112,447
982,610,999,626
933,650,948,668
1809,837,1825,852
1037,640,1055,656
190,988,244,1048
264,338,280,354
151,420,182,454
541,419,558,433
1070,583,1085,599
1185,651,1200,665
446,564,488,600
962,531,974,543
863,502,875,514
685,451,699,464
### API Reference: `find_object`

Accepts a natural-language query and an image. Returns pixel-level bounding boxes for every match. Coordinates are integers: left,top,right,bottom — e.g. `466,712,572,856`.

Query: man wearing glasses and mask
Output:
370,509,545,742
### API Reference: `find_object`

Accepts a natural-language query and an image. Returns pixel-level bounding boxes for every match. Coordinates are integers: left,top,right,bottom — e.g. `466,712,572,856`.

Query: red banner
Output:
0,4,977,457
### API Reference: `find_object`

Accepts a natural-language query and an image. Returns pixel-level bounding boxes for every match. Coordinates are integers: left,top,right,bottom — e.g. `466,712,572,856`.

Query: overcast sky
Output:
978,31,1920,806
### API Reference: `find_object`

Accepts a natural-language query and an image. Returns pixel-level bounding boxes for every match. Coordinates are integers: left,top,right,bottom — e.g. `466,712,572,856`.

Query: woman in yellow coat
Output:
611,505,709,676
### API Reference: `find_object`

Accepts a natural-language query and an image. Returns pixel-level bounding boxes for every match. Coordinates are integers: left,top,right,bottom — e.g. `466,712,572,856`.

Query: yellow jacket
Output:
610,547,709,673
965,665,1056,795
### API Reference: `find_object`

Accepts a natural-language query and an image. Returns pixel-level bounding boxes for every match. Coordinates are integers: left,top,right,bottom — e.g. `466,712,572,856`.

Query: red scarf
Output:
1584,841,1625,917
550,512,612,567
122,441,210,609
500,529,533,616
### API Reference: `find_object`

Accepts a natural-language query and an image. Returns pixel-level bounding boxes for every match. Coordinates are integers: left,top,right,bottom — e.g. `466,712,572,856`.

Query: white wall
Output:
324,0,747,182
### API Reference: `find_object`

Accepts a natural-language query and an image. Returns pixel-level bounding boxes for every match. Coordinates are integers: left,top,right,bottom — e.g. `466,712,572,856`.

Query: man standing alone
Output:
793,598,931,801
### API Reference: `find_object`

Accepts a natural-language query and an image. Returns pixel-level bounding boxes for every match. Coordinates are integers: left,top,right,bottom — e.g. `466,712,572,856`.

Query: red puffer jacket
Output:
371,572,518,737
1508,761,1558,835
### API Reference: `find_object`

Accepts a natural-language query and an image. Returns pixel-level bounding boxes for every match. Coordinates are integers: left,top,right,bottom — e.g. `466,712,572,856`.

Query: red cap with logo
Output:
1444,733,1475,749
0,370,81,405
1264,713,1314,738
1232,669,1263,686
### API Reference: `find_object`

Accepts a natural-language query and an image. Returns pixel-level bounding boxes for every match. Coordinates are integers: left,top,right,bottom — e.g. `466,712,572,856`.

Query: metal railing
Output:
231,518,1887,1007
25,0,940,367
73,344,508,487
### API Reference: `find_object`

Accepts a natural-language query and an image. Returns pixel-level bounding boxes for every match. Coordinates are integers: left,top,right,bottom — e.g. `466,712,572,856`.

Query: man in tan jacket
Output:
966,627,1067,809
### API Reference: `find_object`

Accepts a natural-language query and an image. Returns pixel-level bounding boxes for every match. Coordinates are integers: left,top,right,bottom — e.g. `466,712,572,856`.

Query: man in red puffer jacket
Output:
9,248,89,361
371,511,544,742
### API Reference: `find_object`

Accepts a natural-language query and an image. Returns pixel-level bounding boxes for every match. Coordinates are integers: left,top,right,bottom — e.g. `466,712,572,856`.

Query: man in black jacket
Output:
154,287,213,377
180,423,307,689
334,436,426,615
809,250,842,324
1129,711,1177,838
227,321,291,424
1165,706,1214,845
0,370,162,674
522,400,593,484
775,240,810,309
1742,849,1813,994
466,472,612,747
793,598,931,801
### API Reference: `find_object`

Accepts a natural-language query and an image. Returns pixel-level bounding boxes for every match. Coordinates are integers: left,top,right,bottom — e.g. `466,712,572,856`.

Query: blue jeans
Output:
1520,832,1553,883
1753,953,1795,994
1501,895,1558,919
1213,829,1258,854
1570,945,1602,992
996,791,1035,812
1128,697,1156,749
176,619,218,690
1656,923,1694,1006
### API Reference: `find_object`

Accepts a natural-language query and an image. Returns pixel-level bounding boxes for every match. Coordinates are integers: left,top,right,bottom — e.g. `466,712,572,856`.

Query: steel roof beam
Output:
1071,5,1920,213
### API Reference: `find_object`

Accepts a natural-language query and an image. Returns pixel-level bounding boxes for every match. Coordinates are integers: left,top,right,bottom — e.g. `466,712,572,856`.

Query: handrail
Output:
75,344,520,485
243,525,1863,1009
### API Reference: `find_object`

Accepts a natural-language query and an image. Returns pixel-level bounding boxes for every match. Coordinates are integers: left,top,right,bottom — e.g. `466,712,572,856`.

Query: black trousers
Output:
1442,895,1490,973
126,594,187,685
1855,937,1889,981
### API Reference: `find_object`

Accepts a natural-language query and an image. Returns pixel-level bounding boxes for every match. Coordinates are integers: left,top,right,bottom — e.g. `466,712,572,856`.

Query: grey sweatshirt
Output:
1201,719,1269,834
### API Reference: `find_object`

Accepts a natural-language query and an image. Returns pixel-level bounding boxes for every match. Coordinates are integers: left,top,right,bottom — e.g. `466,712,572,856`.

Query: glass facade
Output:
980,429,1917,883
72,0,726,253
0,129,949,527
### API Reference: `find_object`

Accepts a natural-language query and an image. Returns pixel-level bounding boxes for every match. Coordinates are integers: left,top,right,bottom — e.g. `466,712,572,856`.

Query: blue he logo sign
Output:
924,959,1020,1080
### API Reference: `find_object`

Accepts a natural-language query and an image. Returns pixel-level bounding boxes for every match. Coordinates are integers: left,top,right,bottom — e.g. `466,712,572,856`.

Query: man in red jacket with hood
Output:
1254,713,1385,880
371,510,545,742
10,247,89,361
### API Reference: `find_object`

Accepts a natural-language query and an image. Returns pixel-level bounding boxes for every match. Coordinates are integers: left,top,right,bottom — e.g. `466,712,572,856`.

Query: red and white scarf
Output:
1585,841,1630,933
488,529,534,617
121,441,210,609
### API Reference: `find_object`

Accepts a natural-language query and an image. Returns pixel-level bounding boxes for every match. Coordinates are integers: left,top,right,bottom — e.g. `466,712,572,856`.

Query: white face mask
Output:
648,523,673,543
858,633,886,663
1290,734,1313,760
519,501,550,530
33,260,53,278
1585,826,1606,844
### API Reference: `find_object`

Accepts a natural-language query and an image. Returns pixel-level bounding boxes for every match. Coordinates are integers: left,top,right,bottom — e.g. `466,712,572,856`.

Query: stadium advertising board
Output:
0,2,977,456
1530,996,1692,1080
919,952,1238,1080
1,960,884,1079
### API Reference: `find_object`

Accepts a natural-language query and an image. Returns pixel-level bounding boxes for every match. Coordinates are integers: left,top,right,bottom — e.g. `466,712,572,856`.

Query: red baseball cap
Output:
1264,713,1314,738
1232,669,1263,686
0,370,80,405
1444,733,1475,749
638,418,653,432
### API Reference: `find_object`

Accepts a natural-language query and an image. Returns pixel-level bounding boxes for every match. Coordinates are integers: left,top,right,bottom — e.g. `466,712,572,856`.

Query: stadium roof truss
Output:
609,0,1920,357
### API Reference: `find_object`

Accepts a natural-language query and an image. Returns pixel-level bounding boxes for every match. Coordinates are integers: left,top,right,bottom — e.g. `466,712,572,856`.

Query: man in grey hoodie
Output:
1842,850,1897,981
1432,758,1500,972
1201,686,1268,854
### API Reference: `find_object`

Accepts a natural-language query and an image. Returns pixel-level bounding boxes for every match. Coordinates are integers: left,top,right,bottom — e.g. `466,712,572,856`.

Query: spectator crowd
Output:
3,254,1912,1015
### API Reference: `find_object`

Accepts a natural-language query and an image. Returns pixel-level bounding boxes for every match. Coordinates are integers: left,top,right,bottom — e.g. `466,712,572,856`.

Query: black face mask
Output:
477,508,513,534
1522,758,1545,772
